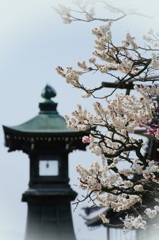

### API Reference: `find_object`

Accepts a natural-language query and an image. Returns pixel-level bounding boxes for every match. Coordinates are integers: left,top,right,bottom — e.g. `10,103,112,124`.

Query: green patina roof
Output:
5,85,74,134
11,112,69,133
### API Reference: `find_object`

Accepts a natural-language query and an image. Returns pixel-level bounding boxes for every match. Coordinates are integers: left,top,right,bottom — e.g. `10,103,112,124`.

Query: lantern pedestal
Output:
22,187,77,240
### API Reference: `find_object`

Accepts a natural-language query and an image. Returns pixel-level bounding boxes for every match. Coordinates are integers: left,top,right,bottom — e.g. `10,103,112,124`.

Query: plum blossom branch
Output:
54,0,159,231
54,0,151,24
56,22,159,99
54,0,127,24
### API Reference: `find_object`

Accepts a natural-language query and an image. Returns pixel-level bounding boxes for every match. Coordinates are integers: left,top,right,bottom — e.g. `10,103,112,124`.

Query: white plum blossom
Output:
55,1,159,231
54,4,71,24
99,213,109,224
144,208,158,219
134,184,144,192
121,215,146,230
143,29,159,47
63,89,159,229
154,206,159,212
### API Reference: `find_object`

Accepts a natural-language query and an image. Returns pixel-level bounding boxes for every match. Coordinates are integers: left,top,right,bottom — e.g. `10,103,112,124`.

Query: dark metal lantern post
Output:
3,85,87,240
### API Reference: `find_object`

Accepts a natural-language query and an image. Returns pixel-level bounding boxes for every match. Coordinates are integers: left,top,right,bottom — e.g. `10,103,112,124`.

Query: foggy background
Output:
0,0,159,239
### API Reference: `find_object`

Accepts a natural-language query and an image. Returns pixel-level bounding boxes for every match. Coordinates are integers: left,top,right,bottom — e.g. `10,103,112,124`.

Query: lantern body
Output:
3,85,87,240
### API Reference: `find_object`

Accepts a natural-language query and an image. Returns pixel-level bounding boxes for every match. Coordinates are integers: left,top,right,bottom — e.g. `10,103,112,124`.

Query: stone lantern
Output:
3,85,87,240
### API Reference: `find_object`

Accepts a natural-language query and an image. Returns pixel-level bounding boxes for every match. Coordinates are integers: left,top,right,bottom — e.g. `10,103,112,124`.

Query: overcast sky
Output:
0,0,159,240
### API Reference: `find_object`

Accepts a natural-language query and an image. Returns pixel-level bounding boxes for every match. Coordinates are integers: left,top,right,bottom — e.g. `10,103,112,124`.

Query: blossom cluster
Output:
65,91,152,135
56,66,83,88
143,29,159,48
134,85,159,99
64,87,159,229
76,161,142,210
144,206,159,219
54,0,96,24
76,156,159,229
55,1,159,231
56,21,159,98
54,4,71,24
121,215,146,230
134,85,159,138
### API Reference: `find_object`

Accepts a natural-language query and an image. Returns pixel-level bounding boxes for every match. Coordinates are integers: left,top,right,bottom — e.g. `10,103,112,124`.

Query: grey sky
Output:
0,0,159,239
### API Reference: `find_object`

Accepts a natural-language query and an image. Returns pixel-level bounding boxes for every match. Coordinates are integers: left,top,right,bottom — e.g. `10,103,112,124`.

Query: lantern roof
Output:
4,84,78,134
3,85,88,152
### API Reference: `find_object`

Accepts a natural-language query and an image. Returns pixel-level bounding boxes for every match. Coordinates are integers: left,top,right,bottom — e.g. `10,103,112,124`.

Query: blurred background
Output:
0,0,159,239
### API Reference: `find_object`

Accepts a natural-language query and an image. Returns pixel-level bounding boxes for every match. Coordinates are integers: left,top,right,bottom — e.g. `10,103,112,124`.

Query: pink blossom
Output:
147,128,159,136
82,136,90,144
151,124,158,127
146,128,156,135
145,120,151,125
